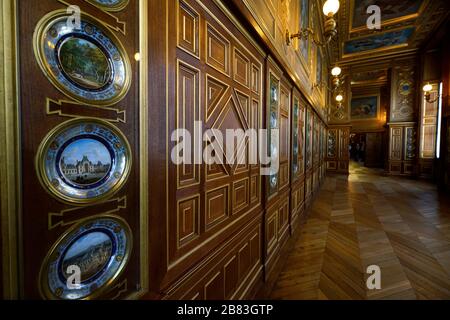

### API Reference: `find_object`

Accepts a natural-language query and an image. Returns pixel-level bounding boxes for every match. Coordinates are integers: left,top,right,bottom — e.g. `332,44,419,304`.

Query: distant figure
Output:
356,143,361,161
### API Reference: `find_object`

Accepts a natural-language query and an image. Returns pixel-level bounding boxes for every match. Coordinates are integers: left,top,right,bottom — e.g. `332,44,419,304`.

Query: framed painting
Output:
351,95,380,121
298,0,309,63
316,47,323,85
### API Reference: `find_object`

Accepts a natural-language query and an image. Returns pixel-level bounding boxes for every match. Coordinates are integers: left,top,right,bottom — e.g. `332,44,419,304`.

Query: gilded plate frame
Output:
33,10,132,106
87,0,130,12
38,214,133,300
35,118,132,205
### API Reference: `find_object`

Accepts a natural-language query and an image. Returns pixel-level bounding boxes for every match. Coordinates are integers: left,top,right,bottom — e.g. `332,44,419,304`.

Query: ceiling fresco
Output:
351,0,423,30
343,28,415,55
329,0,449,65
351,69,388,85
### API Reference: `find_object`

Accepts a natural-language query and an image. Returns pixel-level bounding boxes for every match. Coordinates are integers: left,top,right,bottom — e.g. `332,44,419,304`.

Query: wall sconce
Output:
286,0,340,46
335,93,344,109
312,64,345,115
313,66,342,90
423,83,440,103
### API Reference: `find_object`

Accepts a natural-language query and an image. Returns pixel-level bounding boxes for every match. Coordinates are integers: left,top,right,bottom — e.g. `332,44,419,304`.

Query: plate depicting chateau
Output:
40,217,132,300
60,138,112,186
37,119,131,204
61,231,113,282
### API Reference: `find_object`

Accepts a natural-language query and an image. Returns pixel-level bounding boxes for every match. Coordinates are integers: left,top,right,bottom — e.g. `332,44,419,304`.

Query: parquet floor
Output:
270,162,450,300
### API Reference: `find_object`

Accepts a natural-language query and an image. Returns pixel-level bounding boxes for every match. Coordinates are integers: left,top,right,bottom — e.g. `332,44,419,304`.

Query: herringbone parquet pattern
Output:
270,163,450,300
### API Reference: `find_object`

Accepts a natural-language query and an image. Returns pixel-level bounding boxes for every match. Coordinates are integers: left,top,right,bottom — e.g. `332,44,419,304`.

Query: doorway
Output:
350,132,385,168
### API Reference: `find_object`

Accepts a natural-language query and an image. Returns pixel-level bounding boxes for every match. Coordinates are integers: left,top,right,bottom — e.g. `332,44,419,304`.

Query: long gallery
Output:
1,0,450,300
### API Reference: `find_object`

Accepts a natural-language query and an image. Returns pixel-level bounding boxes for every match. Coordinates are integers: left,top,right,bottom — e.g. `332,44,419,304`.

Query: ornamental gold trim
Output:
33,10,132,106
35,117,132,206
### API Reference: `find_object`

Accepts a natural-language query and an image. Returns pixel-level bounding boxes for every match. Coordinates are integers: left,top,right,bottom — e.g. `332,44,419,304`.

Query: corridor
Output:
270,163,450,300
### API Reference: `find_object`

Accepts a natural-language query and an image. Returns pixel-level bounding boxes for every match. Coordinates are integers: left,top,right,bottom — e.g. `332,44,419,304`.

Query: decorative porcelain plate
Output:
398,80,413,96
34,10,131,106
36,118,131,204
40,216,132,300
87,0,129,11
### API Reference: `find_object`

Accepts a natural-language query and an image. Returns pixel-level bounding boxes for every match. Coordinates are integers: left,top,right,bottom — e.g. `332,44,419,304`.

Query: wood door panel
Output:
18,0,141,299
390,127,403,161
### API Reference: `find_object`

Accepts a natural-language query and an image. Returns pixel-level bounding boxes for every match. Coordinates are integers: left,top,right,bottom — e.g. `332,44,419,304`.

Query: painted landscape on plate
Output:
59,37,111,90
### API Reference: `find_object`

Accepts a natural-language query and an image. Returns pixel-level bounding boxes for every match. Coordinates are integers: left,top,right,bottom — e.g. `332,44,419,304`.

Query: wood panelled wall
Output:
387,59,419,176
17,0,143,299
5,0,328,299
432,28,450,191
228,0,328,121
443,41,450,190
151,0,327,300
164,0,266,298
387,123,417,175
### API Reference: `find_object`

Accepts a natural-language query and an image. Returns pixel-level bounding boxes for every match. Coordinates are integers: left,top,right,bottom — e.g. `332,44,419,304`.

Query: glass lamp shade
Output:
331,66,341,77
335,94,343,102
423,84,433,92
323,0,340,16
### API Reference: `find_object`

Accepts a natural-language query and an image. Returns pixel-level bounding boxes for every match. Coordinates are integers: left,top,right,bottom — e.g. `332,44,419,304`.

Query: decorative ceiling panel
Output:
351,69,388,85
350,0,424,32
343,27,414,56
330,0,449,65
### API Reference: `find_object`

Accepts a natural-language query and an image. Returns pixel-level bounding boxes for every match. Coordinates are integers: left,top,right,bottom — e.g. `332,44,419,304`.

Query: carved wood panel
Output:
390,127,403,161
168,0,264,292
165,215,262,300
326,126,350,174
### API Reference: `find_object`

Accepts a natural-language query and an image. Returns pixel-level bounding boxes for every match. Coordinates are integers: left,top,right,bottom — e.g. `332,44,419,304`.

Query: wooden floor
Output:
270,162,450,300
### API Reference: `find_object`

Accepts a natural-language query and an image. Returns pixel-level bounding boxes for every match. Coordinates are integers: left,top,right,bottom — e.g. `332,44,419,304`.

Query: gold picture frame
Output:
351,94,381,122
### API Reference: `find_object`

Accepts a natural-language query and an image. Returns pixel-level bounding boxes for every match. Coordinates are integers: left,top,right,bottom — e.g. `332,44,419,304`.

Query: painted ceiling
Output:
328,0,450,65
351,0,423,29
350,69,388,85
